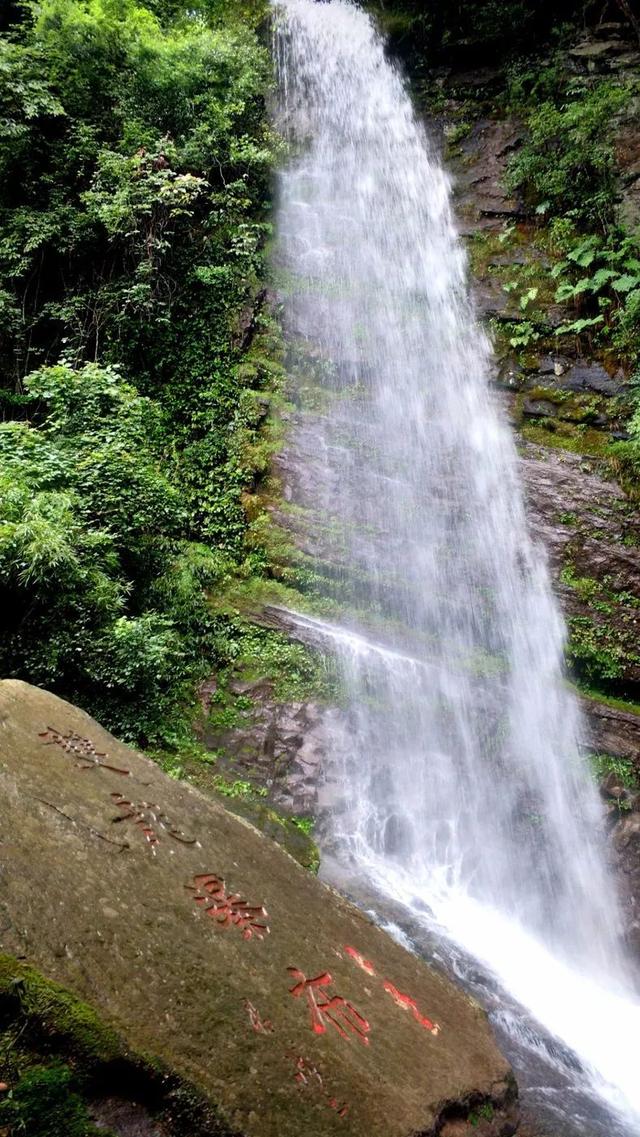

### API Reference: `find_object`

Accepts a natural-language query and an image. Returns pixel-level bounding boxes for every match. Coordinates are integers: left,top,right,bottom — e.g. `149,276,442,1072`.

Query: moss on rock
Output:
0,953,122,1066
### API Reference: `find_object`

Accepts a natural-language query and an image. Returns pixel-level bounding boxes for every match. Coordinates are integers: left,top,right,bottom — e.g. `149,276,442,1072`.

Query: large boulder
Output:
0,680,517,1137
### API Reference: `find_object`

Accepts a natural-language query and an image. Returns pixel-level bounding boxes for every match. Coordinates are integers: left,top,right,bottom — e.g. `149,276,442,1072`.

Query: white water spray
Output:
271,1,640,1128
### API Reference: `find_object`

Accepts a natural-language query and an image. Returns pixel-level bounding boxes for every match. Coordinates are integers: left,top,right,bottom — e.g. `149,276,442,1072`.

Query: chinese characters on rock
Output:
37,726,442,1128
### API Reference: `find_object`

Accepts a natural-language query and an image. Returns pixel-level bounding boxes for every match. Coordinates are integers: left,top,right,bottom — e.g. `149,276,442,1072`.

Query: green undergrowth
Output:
148,684,323,872
499,58,640,482
565,614,637,684
438,37,640,703
559,562,640,690
217,624,340,703
220,797,320,874
449,37,640,485
590,752,639,792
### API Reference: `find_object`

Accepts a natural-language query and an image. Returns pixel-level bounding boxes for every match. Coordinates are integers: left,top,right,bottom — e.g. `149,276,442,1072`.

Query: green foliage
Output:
549,232,640,350
290,815,315,837
502,318,541,349
0,0,274,384
469,1101,495,1127
212,775,267,800
566,616,627,683
498,53,640,495
590,752,639,791
505,79,629,228
216,622,341,704
0,362,222,743
0,0,279,743
610,405,640,498
561,562,640,689
369,1,588,66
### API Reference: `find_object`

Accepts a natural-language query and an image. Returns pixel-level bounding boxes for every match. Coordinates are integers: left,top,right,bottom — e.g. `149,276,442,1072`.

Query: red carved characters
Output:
287,968,370,1045
187,874,269,941
293,1054,323,1088
344,946,376,976
344,946,441,1037
111,793,195,848
39,727,130,775
244,1000,274,1034
383,981,440,1035
291,1055,349,1119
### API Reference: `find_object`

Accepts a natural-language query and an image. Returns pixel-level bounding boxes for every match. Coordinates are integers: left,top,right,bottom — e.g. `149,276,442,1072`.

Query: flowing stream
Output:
271,2,640,1132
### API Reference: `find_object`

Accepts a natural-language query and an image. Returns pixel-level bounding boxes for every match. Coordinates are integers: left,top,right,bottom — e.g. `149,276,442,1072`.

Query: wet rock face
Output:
199,679,333,818
436,38,640,968
611,809,640,957
503,357,627,404
520,442,640,690
615,117,640,229
580,698,640,766
449,119,524,235
600,772,640,959
0,680,517,1137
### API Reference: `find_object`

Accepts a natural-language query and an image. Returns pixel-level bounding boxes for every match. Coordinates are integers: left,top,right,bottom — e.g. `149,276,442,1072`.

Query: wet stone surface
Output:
199,678,332,818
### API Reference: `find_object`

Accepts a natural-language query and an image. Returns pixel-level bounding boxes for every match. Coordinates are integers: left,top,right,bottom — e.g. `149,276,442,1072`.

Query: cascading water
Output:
271,1,640,1131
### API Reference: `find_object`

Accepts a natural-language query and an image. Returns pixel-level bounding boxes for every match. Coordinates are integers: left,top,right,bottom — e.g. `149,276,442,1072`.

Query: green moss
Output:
215,624,341,705
181,758,321,872
0,1063,112,1137
0,952,239,1135
609,440,640,501
520,419,610,456
290,815,315,837
0,958,122,1137
526,385,567,404
571,680,640,719
559,560,640,687
211,775,267,801
469,1101,496,1127
0,954,121,1065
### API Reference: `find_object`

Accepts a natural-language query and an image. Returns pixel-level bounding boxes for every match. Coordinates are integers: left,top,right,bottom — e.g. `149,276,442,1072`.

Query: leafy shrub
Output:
549,232,640,350
0,363,220,742
505,80,629,228
566,616,627,684
0,0,278,742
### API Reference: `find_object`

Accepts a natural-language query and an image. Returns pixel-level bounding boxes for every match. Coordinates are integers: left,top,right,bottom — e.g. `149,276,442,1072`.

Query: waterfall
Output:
271,1,640,1130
